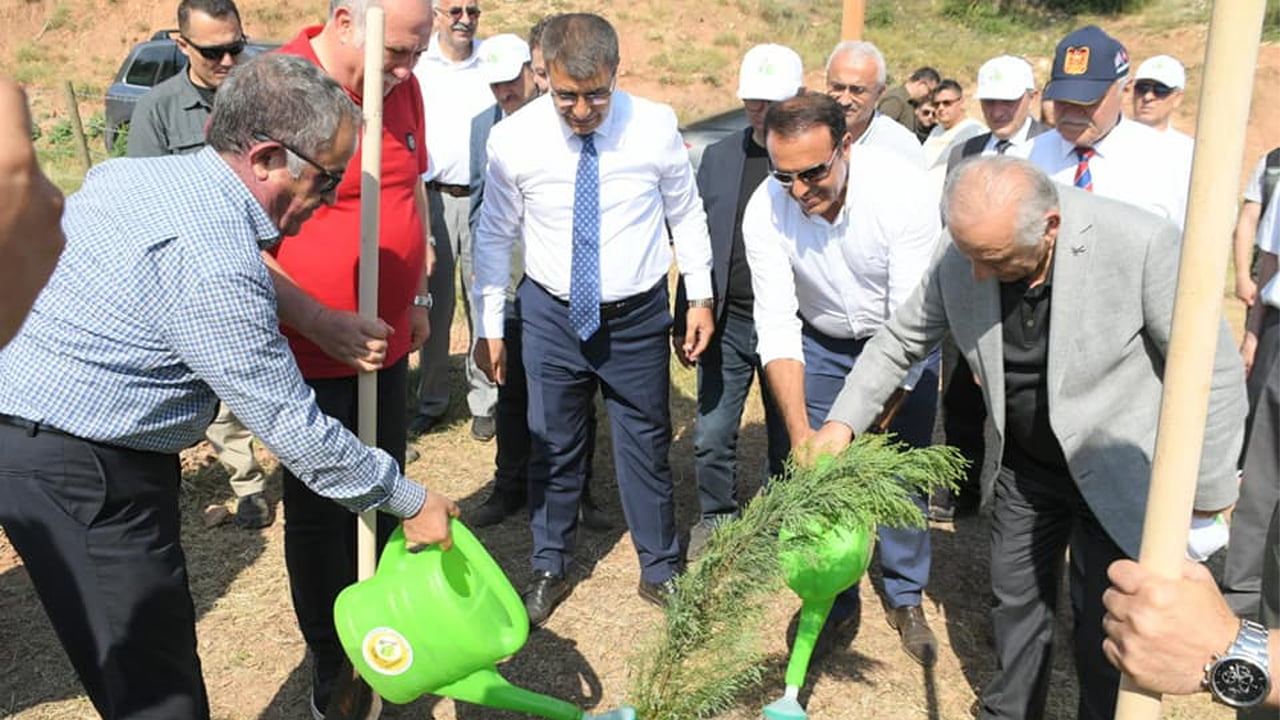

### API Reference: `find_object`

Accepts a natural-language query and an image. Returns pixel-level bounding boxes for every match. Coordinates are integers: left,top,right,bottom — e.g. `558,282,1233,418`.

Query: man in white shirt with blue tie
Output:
472,12,715,628
744,91,942,666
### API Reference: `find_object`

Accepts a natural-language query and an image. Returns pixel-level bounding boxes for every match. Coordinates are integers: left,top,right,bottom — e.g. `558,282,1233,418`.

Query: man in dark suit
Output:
465,29,608,530
810,156,1245,720
674,43,800,559
936,54,1048,522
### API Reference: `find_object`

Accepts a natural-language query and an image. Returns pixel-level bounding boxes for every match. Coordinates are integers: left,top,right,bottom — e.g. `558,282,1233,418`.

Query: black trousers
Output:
0,422,209,720
979,462,1126,720
282,358,405,709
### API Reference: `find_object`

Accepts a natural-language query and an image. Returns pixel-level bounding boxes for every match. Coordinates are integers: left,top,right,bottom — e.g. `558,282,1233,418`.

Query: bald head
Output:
944,156,1061,284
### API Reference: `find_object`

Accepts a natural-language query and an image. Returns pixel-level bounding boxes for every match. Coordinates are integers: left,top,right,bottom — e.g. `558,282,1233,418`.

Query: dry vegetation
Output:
0,0,1275,718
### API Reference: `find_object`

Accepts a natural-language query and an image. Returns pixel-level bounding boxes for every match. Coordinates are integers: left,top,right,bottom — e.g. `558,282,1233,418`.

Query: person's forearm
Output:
1248,252,1278,336
1234,202,1261,288
763,358,811,444
414,180,433,293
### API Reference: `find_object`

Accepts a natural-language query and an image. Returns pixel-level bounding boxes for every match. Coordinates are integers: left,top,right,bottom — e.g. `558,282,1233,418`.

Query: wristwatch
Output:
1204,618,1272,708
688,298,714,309
412,293,433,309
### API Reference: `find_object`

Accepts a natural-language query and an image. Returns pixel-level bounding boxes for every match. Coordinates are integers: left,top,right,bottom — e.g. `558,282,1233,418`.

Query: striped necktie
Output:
569,133,601,341
1074,147,1095,192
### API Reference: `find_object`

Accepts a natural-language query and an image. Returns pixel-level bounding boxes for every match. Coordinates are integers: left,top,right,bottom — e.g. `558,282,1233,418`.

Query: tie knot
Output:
1075,147,1095,161
581,132,596,154
995,139,1012,154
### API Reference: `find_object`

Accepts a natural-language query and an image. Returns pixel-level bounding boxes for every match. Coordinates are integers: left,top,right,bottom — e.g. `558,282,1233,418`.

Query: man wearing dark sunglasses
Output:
1130,54,1193,168
742,92,943,667
411,0,500,444
128,0,246,157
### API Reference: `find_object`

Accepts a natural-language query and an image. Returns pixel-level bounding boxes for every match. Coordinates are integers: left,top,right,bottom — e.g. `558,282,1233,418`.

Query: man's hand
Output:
1241,330,1259,377
473,337,506,385
1101,558,1238,696
1236,274,1258,309
672,333,694,368
402,489,461,551
307,307,392,372
0,77,65,348
424,238,437,278
682,306,715,363
794,421,854,466
408,305,430,352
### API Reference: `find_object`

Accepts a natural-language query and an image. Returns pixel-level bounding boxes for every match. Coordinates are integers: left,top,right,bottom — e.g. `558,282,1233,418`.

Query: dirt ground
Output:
0,1,1276,719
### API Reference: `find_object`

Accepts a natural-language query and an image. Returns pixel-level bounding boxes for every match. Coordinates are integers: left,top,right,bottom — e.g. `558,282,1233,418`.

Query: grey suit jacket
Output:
827,187,1246,557
468,103,503,233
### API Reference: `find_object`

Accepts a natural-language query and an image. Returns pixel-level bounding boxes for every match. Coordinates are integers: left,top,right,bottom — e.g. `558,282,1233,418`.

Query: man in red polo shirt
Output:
272,0,434,715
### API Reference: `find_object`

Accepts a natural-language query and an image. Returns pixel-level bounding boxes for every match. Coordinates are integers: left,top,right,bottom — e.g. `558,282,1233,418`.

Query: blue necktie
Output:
569,133,601,341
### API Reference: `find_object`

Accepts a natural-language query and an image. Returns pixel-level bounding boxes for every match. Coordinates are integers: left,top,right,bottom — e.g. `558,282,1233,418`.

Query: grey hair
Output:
826,41,886,86
943,155,1059,248
539,13,619,80
207,54,360,163
330,0,370,45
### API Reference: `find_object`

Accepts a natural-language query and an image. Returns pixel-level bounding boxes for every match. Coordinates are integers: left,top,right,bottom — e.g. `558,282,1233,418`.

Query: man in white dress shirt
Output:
824,41,925,168
1028,25,1190,227
412,0,498,440
472,13,715,627
1130,54,1194,165
744,91,942,666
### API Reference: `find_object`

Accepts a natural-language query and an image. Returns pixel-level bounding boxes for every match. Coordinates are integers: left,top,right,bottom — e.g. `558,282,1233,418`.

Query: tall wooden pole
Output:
1113,1,1266,718
357,2,385,589
840,0,864,41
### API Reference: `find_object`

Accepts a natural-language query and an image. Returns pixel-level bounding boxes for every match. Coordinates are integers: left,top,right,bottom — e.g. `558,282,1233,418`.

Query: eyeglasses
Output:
827,81,875,97
438,5,481,19
917,108,936,118
549,80,614,108
770,143,843,187
1134,81,1174,99
181,35,247,61
933,96,961,108
256,134,344,194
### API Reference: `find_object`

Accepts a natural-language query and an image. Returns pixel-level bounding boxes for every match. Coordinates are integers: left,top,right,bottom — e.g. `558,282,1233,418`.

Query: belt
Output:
425,181,471,197
533,278,665,321
0,413,73,439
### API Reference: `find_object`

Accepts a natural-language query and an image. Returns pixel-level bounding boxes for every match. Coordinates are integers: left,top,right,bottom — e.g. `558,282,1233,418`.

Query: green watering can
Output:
333,519,636,720
764,517,874,720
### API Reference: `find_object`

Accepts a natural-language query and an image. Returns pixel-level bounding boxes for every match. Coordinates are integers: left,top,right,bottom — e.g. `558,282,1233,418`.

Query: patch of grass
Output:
650,47,727,86
45,2,73,31
866,2,895,27
13,43,53,85
712,31,739,47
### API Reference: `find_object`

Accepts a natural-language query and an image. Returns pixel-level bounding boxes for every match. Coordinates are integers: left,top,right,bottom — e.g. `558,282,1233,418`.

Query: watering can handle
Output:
444,518,534,648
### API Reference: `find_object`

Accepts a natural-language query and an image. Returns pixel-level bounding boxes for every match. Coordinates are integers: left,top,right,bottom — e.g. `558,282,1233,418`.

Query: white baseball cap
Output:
975,55,1036,101
1134,55,1186,90
477,34,531,85
736,44,804,102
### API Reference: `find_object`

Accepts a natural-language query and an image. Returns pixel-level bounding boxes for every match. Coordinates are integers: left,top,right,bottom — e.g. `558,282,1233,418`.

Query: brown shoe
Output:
886,605,938,667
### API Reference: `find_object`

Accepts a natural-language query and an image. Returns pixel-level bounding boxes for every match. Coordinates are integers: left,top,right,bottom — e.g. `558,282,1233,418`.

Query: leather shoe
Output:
523,570,570,628
467,489,524,527
408,413,443,436
637,577,678,609
887,604,938,667
233,492,272,529
471,415,496,442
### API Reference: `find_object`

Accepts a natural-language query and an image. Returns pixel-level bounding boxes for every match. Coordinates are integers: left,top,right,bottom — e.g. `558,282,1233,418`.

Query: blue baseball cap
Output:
1043,25,1130,105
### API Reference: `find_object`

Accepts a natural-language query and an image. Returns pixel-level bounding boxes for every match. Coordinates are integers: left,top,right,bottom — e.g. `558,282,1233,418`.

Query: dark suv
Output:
103,30,275,151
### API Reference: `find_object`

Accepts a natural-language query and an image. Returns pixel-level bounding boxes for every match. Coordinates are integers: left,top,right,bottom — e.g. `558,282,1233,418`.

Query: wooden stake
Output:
62,81,90,172
1113,1,1266,718
840,0,864,41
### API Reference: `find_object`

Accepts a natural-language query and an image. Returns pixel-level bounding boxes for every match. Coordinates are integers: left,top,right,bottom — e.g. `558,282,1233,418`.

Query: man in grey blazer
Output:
809,156,1246,720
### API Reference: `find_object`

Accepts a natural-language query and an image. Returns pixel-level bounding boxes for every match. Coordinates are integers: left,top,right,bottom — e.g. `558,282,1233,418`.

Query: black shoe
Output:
233,492,272,529
638,577,678,609
405,446,421,465
470,415,496,442
523,570,570,627
886,604,938,667
468,489,524,527
408,413,443,436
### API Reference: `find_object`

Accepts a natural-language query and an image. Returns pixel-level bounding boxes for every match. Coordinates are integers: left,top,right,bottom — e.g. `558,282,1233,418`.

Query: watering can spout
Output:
436,667,583,720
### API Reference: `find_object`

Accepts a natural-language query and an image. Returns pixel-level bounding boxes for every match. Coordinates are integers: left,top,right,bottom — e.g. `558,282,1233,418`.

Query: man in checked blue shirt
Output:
0,54,458,720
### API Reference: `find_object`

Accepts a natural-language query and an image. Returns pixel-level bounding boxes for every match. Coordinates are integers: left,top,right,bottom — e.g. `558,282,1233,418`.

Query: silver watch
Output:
412,293,433,309
688,298,714,309
1204,618,1272,708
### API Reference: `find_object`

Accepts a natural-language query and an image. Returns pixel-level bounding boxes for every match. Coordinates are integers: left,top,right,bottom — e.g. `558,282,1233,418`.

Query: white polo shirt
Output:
743,143,941,367
414,34,496,185
1028,116,1190,228
1255,182,1280,311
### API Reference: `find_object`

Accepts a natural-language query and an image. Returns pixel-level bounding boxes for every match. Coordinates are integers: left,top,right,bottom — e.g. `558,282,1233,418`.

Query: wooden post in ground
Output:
1113,0,1266,718
840,0,864,41
62,81,90,172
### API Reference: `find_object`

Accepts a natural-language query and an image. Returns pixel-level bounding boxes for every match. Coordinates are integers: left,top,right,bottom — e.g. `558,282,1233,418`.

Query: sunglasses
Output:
256,134,344,195
438,5,481,19
917,108,936,118
770,143,842,187
1134,81,1175,99
181,35,246,61
933,96,961,108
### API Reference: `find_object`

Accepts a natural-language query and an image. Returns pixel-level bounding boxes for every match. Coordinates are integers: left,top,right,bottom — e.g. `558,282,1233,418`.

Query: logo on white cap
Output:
976,55,1035,101
736,44,803,102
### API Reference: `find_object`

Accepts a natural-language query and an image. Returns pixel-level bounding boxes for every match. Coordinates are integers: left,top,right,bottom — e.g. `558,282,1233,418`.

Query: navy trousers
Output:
800,325,935,610
519,278,679,583
0,423,209,720
693,306,790,519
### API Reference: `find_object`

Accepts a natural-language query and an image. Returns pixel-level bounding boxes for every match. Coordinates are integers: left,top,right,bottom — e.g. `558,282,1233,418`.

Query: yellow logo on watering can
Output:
361,627,413,676
1063,46,1090,75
